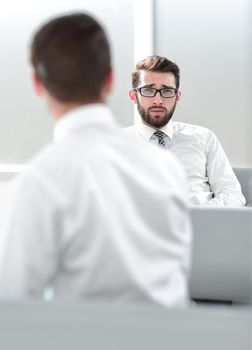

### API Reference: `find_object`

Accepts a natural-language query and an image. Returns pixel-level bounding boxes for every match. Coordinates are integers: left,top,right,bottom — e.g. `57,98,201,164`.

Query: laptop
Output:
189,207,252,304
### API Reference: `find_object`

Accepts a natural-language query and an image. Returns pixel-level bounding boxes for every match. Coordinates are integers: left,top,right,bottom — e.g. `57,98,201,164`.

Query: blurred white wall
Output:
0,0,134,163
155,0,252,166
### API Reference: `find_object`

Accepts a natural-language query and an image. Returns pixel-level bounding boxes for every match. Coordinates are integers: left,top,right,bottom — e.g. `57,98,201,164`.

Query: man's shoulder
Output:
173,121,212,132
31,141,62,167
23,141,74,188
123,125,137,134
173,121,216,138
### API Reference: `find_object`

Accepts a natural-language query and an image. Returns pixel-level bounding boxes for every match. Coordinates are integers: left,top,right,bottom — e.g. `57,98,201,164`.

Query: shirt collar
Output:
54,103,115,142
136,119,174,140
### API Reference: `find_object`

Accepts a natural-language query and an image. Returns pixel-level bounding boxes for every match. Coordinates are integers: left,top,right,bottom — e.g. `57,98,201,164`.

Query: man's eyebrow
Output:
140,84,176,88
161,84,176,89
140,84,155,88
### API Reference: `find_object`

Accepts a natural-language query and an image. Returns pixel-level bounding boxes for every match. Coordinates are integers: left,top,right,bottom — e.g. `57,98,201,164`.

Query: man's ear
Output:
104,68,113,94
129,89,137,104
31,70,44,96
176,90,181,103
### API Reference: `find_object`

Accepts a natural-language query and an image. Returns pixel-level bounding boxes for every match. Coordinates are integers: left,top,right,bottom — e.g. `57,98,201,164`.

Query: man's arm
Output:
0,170,61,298
205,132,245,207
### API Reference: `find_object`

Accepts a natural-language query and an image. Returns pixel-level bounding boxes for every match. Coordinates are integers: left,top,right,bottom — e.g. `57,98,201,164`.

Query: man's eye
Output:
161,88,176,97
162,88,173,93
142,87,155,94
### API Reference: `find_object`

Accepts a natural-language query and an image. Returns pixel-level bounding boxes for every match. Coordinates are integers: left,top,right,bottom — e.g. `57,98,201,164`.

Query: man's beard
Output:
137,101,177,128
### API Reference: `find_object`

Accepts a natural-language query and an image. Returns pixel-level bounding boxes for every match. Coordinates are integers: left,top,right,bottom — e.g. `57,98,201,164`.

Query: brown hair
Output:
132,55,180,89
30,13,111,102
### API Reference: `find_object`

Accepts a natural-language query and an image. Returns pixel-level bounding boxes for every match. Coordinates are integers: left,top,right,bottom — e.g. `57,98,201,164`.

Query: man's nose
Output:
153,91,163,104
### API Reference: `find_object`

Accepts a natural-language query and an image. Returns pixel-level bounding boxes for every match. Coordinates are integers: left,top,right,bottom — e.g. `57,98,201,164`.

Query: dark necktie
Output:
153,130,167,149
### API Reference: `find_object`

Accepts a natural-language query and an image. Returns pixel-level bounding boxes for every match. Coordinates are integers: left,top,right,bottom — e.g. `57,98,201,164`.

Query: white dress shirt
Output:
125,121,245,207
0,104,192,308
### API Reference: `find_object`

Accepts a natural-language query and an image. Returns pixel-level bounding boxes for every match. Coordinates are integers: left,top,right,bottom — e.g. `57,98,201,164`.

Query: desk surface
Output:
0,301,250,350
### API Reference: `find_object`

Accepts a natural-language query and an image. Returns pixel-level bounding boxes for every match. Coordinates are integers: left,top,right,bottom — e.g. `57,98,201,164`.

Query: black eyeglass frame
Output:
134,86,178,98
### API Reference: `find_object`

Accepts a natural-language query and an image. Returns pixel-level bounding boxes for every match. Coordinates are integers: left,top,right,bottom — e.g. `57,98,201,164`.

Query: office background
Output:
0,0,251,165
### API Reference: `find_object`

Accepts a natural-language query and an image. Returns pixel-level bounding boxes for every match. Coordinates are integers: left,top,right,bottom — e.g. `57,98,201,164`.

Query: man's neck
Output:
50,100,105,120
44,92,106,120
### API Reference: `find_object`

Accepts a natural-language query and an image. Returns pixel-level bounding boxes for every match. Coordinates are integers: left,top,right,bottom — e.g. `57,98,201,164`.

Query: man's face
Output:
129,71,181,128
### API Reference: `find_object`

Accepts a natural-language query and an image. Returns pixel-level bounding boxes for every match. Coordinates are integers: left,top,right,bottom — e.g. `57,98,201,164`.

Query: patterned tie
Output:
152,130,167,149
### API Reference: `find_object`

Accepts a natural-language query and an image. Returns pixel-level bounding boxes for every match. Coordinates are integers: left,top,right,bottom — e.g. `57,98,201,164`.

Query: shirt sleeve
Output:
0,170,62,298
204,131,245,207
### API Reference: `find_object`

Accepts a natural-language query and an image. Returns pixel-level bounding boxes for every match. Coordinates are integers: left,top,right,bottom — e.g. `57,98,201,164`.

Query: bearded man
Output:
125,55,245,207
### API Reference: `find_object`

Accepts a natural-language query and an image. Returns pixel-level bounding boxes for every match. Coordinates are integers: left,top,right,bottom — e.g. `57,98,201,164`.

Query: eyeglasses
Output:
134,86,178,98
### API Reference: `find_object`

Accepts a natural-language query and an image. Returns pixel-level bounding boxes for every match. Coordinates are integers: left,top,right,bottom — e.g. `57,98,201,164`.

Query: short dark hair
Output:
30,13,111,102
132,55,180,89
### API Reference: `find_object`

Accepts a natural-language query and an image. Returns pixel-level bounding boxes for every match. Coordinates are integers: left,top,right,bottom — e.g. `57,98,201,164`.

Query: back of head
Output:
30,13,111,103
132,55,180,89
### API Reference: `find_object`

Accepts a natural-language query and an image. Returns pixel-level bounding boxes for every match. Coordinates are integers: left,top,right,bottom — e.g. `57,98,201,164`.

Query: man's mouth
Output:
150,108,166,113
